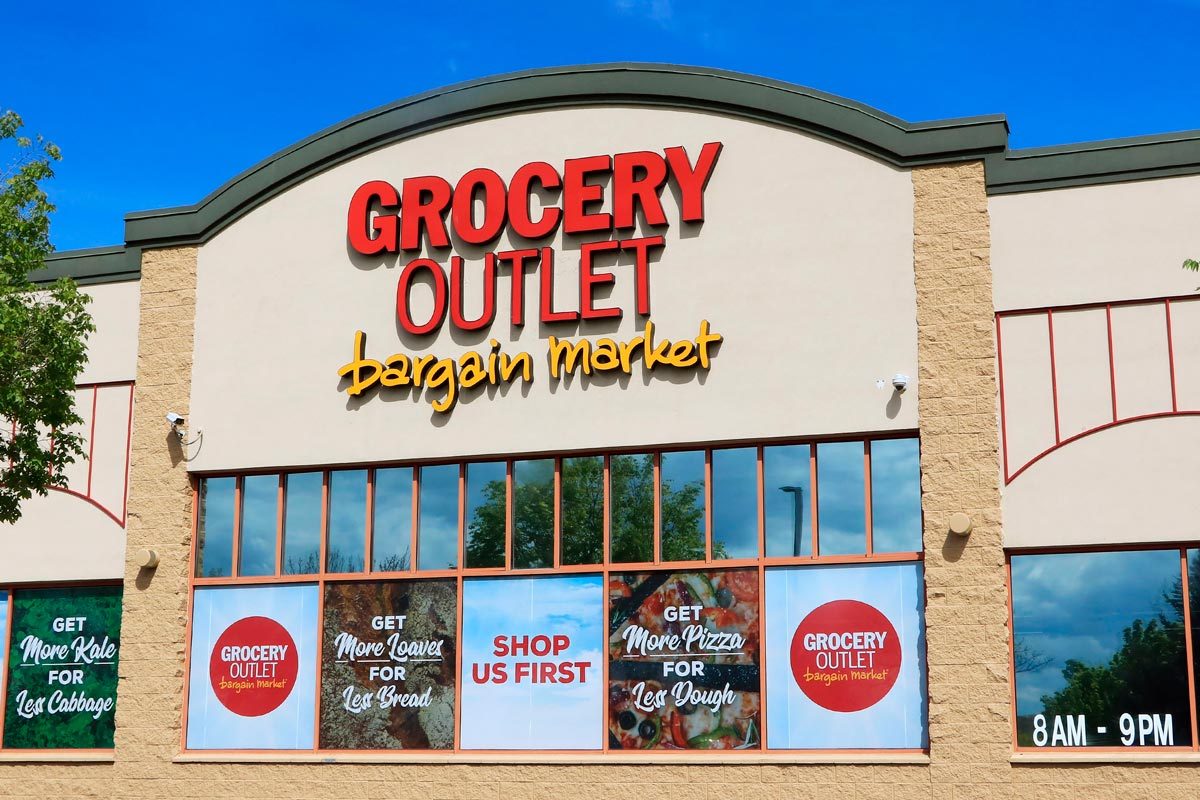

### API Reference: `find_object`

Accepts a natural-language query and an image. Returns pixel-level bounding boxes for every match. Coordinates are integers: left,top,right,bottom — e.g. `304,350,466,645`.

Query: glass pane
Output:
562,456,603,565
712,447,757,560
372,467,412,571
816,441,865,556
327,469,367,573
238,474,278,576
195,477,235,578
512,459,554,569
419,464,459,570
1011,549,1191,748
870,438,923,553
610,453,653,563
660,450,705,562
764,444,811,557
465,461,507,568
282,472,322,574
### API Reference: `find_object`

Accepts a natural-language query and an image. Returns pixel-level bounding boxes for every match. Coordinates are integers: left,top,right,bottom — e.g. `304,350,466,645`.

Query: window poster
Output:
459,575,604,749
2,585,123,749
186,584,319,749
609,570,761,749
764,562,927,749
319,580,456,749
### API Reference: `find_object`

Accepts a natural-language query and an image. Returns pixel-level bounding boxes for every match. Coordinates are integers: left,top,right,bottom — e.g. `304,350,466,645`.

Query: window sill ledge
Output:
0,751,114,763
174,751,931,766
1012,751,1200,764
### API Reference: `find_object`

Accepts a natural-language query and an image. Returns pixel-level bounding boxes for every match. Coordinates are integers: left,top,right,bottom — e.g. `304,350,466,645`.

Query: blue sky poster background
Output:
0,591,7,680
4,2,1200,251
765,562,927,749
186,584,319,750
460,575,604,749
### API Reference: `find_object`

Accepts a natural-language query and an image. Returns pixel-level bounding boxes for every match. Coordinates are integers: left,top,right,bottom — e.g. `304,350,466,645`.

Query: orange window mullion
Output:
653,452,662,564
602,455,611,565
318,472,329,574
553,458,562,568
231,477,243,577
505,461,513,570
704,449,713,563
411,468,420,573
364,468,375,573
1180,549,1199,751
810,444,820,558
864,440,873,557
274,474,285,577
458,464,466,571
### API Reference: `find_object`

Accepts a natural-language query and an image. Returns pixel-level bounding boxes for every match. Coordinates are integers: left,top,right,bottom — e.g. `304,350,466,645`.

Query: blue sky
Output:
4,1,1200,251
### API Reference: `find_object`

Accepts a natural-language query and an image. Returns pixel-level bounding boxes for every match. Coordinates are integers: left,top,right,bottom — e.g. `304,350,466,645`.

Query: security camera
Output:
891,373,909,393
165,412,185,426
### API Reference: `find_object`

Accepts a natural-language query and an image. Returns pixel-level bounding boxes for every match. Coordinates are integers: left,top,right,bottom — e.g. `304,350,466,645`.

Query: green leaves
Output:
0,110,94,523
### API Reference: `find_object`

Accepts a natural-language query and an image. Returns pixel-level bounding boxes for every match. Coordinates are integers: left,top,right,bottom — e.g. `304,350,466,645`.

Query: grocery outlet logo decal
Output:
789,599,901,712
209,616,299,717
339,144,725,413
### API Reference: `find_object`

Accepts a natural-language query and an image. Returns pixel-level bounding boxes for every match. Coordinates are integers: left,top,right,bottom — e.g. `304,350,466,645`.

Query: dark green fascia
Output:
29,245,139,286
986,129,1200,194
121,63,1010,248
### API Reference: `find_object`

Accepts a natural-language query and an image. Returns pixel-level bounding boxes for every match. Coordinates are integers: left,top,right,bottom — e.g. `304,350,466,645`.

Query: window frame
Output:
182,433,927,758
1007,542,1200,754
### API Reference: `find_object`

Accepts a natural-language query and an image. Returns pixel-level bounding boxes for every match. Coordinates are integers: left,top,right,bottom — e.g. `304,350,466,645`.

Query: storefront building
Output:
2,63,1200,796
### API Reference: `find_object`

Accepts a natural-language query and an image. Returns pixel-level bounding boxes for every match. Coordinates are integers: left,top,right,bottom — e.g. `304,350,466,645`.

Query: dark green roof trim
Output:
122,63,1010,248
30,245,139,286
986,129,1200,194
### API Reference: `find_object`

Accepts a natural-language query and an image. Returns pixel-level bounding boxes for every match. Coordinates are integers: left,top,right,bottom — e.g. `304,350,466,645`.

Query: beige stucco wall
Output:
990,174,1200,311
189,106,918,472
0,281,138,582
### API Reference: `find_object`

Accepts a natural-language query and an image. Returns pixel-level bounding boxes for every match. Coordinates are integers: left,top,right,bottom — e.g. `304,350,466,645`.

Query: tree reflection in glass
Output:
282,472,322,574
660,450,705,562
561,456,603,565
610,454,654,563
372,467,412,572
512,459,554,569
418,464,459,570
1011,549,1191,747
196,477,235,578
712,447,756,560
464,461,506,568
239,474,278,577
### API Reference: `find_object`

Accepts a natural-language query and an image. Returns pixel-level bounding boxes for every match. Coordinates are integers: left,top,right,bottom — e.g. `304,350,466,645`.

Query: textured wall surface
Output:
3,170,1198,797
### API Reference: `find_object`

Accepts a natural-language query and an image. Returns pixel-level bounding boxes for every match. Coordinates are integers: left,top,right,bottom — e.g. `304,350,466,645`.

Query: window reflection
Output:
816,442,865,556
764,445,811,557
418,464,459,570
239,475,278,577
282,472,322,575
465,461,507,568
562,456,603,566
1011,549,1191,748
196,477,235,578
512,459,554,569
869,438,922,553
712,448,757,560
372,467,412,572
327,470,367,573
660,450,705,562
610,453,653,563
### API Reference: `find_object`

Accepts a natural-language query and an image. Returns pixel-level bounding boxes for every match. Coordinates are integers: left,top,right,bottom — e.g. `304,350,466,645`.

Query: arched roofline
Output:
118,63,1010,249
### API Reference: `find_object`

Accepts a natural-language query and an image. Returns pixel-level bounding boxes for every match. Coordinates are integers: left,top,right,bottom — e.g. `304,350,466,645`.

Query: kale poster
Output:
2,585,123,749
319,580,457,749
608,569,761,750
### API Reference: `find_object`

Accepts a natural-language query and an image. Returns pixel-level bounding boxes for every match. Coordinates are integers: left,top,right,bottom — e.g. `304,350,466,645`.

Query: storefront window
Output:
816,441,866,556
185,434,926,754
712,447,758,560
561,456,603,566
610,453,653,563
195,476,235,578
464,461,505,568
371,467,412,572
282,472,322,575
512,459,554,569
660,449,705,562
1011,548,1193,748
1,585,123,750
764,444,812,557
239,474,279,577
869,438,922,553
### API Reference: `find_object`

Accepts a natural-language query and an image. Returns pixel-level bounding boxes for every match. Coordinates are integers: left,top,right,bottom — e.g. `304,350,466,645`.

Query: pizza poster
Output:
2,585,122,749
764,562,927,748
319,580,456,749
186,584,319,749
608,569,761,750
459,575,604,749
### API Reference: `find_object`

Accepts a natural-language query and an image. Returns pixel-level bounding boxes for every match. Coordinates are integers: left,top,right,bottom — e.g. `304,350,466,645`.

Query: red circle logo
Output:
789,599,901,712
208,616,299,717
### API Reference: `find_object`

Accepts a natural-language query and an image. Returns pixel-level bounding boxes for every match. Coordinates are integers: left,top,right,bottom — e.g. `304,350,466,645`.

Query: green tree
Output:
0,110,93,523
